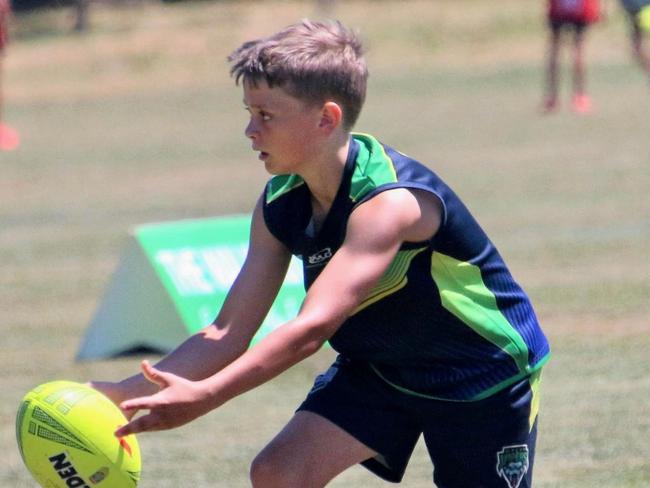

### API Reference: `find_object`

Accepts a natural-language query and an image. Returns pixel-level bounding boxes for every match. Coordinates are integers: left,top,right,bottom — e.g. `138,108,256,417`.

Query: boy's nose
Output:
245,120,258,139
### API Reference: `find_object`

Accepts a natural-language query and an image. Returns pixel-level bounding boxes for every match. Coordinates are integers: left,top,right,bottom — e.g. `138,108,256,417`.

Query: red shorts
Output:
0,0,10,52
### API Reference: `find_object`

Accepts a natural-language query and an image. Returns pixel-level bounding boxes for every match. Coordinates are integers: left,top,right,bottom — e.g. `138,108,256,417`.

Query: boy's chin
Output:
263,160,281,174
264,159,289,175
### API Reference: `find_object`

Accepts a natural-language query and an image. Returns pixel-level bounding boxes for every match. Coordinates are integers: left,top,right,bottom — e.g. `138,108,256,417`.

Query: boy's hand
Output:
114,360,215,437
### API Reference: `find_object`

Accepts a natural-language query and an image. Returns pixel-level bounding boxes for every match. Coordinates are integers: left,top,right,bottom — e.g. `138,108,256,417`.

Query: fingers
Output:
117,392,167,436
115,413,160,437
140,360,170,389
116,363,176,435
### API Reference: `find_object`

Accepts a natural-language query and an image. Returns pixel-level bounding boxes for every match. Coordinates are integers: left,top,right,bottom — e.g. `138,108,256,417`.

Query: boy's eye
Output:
244,106,271,122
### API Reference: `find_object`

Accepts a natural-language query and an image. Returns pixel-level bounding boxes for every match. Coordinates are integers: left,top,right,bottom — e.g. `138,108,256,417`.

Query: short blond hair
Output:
228,19,368,130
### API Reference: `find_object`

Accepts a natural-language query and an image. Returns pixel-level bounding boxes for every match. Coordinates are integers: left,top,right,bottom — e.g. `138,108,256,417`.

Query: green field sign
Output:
76,215,305,360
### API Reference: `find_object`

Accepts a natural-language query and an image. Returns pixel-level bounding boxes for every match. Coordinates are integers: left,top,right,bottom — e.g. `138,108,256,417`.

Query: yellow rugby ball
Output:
16,381,141,487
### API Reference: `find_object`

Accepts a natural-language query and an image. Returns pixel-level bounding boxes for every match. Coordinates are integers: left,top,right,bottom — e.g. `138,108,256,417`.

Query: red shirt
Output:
549,0,601,23
0,0,10,51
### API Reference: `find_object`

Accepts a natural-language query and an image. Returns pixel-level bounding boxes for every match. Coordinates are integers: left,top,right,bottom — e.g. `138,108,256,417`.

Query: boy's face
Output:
242,80,325,175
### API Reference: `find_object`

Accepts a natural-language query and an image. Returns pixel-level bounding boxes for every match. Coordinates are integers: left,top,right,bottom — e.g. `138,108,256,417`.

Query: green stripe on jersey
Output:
266,174,305,204
430,252,530,372
353,246,427,314
349,133,398,202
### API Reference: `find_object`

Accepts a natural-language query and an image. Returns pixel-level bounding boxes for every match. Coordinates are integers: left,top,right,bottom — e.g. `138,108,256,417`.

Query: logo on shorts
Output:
496,444,529,488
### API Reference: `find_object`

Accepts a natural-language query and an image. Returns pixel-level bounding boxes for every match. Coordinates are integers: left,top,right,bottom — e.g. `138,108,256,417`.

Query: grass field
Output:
2,1,649,486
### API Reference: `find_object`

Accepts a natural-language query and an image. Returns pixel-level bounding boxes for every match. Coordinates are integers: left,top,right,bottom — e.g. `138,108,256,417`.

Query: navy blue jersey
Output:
263,133,550,401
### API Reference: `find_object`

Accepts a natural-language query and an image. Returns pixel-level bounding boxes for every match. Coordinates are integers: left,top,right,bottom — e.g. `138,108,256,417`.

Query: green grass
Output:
2,1,649,486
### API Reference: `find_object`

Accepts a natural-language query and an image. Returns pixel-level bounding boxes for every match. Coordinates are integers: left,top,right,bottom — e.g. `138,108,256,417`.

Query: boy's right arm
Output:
92,197,292,407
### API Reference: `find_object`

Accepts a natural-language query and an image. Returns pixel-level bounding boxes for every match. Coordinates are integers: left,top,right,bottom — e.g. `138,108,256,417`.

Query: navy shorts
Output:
298,356,541,487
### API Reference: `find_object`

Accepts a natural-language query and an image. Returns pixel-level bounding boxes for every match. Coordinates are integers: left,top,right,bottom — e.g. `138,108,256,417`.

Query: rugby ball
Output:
15,381,141,487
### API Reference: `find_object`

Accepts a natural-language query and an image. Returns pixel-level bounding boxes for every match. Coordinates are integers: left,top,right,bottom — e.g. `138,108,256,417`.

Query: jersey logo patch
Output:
496,444,529,488
306,247,332,267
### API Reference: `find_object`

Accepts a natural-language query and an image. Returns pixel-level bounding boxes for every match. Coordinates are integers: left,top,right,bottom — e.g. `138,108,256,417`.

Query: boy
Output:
93,20,550,487
542,0,601,113
619,0,650,78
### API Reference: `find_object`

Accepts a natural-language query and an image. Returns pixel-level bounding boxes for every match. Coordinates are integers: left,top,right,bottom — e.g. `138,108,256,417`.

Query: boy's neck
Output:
302,132,351,211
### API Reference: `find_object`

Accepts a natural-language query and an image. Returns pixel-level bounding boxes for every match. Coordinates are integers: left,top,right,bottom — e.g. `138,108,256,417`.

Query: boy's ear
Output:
318,101,344,133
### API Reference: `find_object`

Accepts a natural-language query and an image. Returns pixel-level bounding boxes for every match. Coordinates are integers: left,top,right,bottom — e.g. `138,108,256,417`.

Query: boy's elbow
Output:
294,337,325,358
294,334,329,360
292,315,340,356
200,323,253,357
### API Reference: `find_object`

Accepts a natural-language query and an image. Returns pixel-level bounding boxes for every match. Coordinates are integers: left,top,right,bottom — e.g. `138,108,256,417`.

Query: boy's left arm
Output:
116,188,441,435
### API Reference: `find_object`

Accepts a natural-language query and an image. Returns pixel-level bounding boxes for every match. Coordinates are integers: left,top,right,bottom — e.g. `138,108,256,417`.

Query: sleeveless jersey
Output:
263,133,550,401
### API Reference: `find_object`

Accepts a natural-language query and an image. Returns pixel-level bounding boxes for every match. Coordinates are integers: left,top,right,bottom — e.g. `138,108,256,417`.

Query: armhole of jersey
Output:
261,188,283,244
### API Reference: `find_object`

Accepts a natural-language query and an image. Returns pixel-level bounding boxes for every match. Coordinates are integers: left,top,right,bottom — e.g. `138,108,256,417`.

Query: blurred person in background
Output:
0,0,18,151
74,0,90,32
543,0,602,113
620,0,650,78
